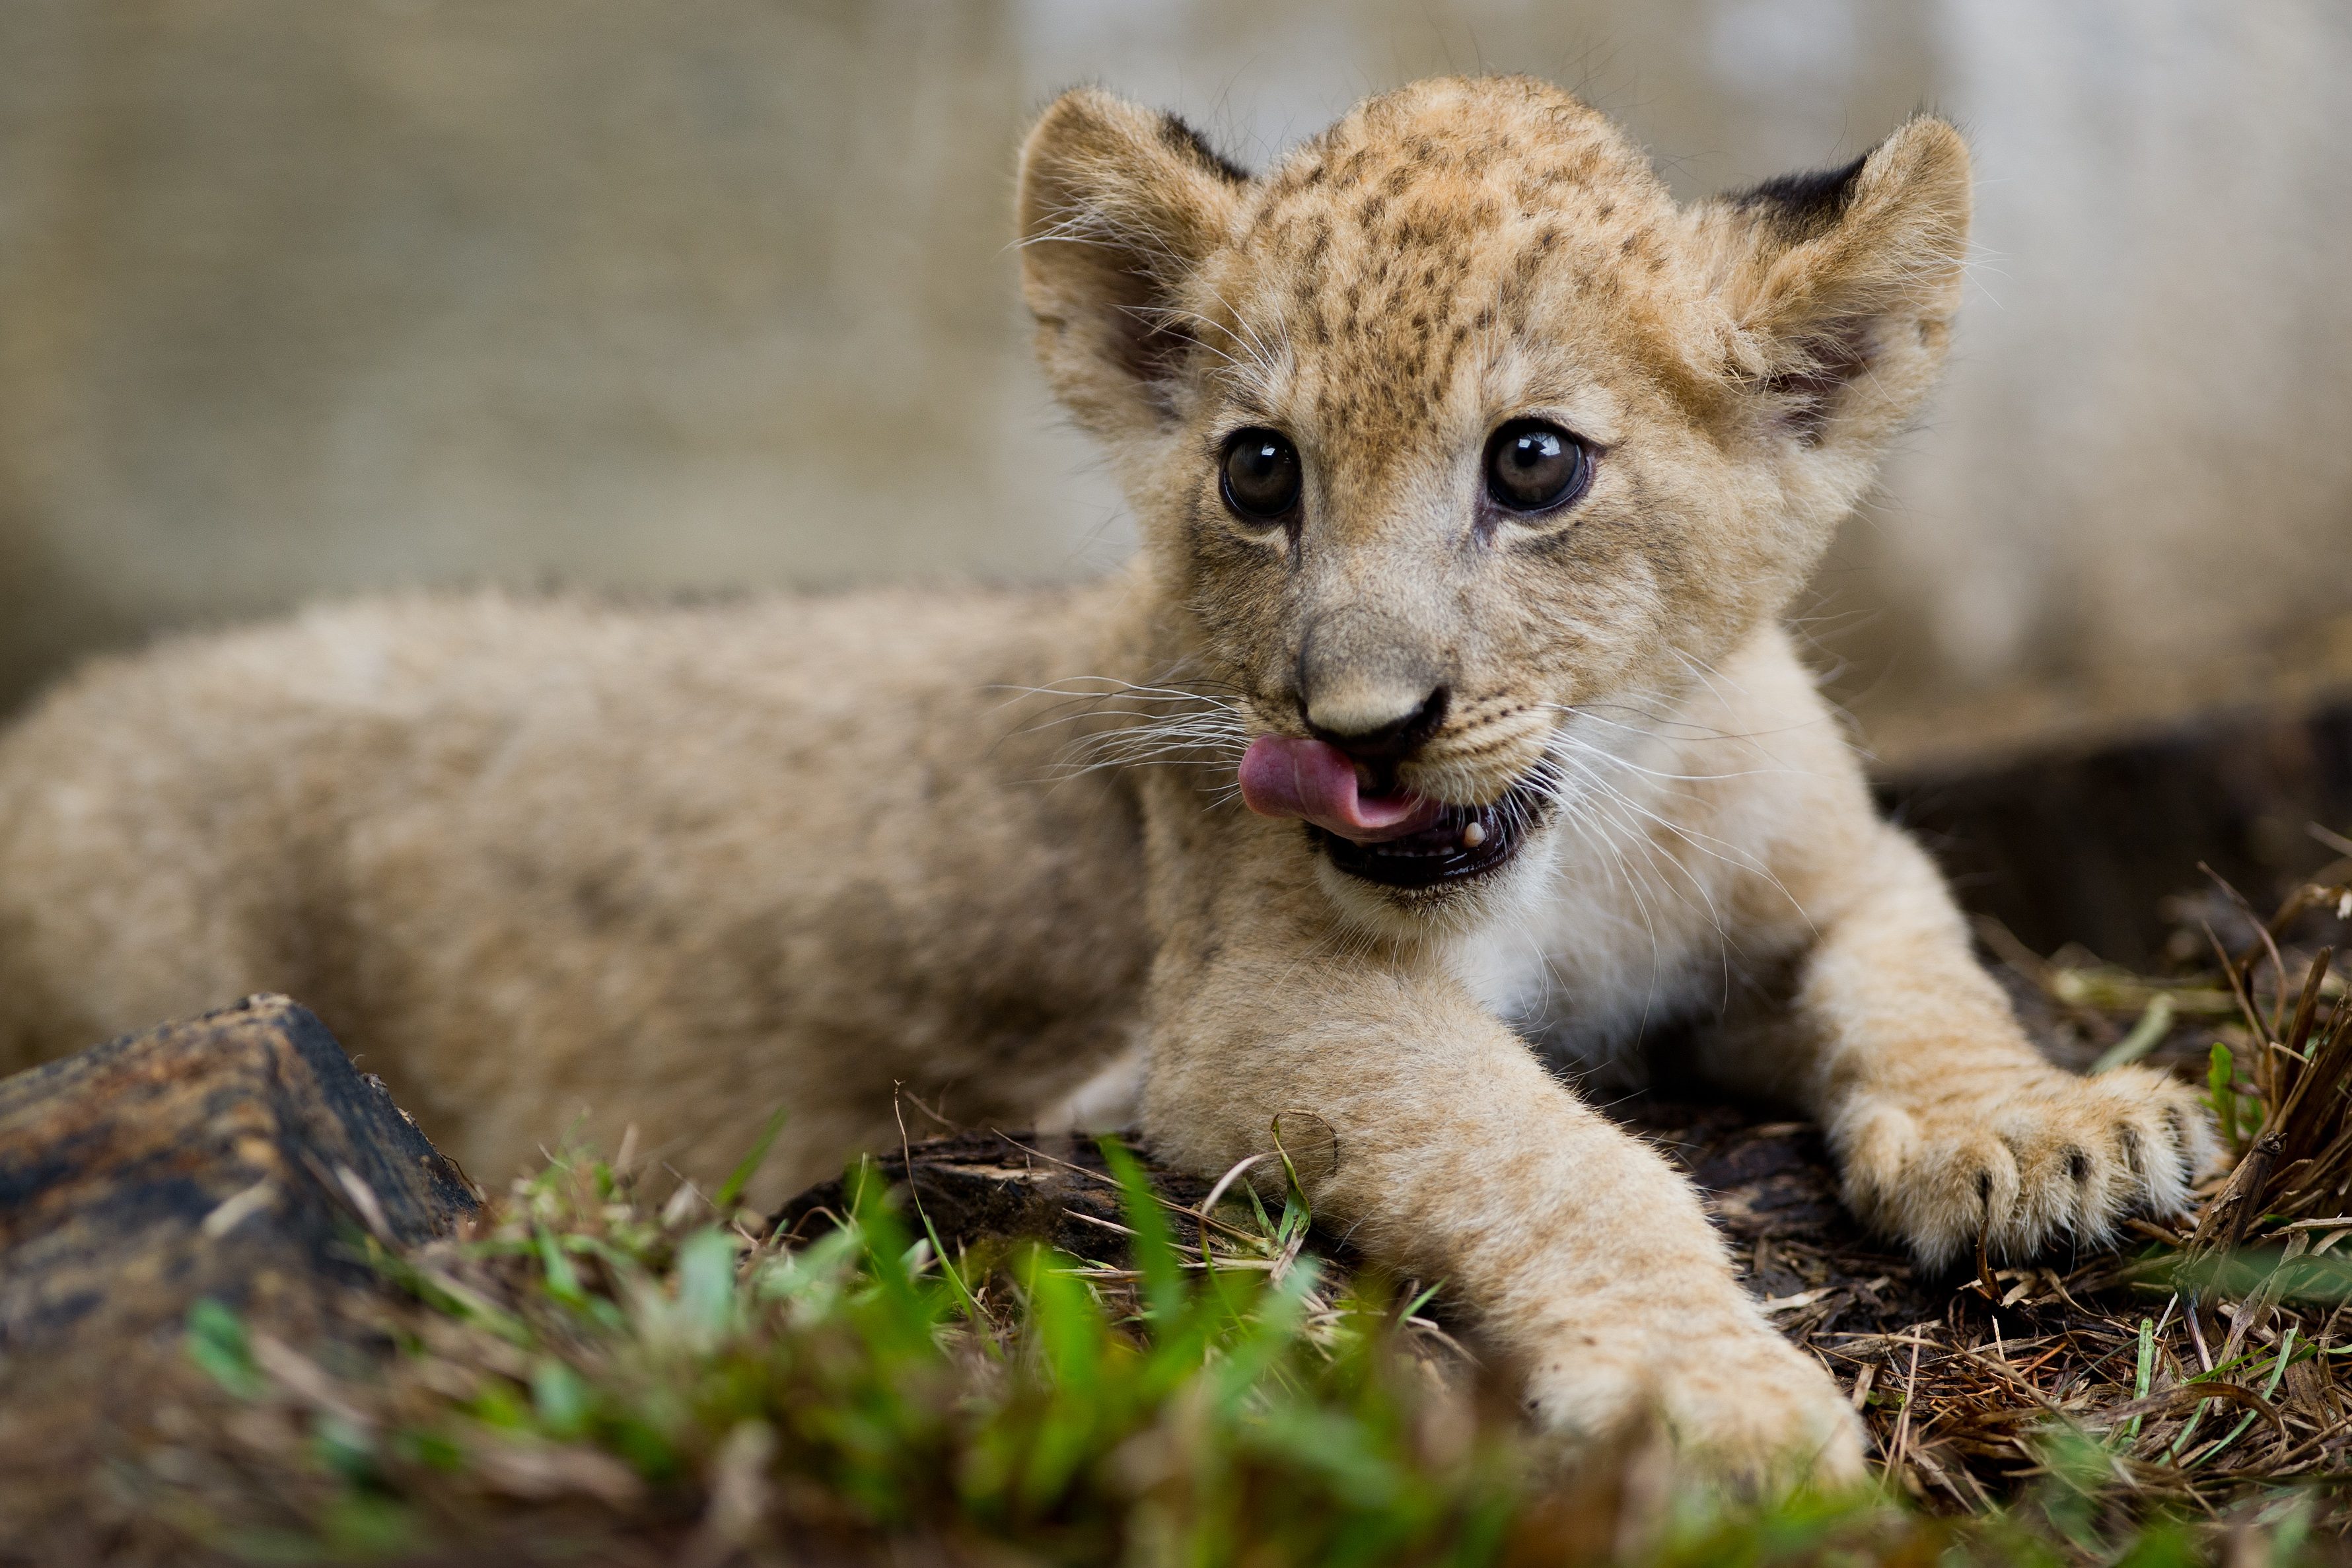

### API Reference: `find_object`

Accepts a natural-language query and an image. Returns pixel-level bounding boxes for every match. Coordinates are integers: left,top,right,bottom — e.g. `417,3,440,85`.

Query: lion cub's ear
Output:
1018,89,1250,440
1700,116,1972,451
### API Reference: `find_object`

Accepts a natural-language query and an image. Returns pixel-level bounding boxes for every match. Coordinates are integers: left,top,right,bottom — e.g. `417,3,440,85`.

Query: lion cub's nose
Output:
1304,684,1450,762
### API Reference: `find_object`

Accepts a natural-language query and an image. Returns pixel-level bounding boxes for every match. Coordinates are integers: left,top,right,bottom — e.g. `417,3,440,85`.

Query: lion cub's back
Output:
0,586,1151,1161
0,594,515,1065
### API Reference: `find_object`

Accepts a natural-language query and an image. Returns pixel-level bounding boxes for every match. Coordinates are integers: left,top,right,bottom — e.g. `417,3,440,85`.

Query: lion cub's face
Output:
1020,77,1968,904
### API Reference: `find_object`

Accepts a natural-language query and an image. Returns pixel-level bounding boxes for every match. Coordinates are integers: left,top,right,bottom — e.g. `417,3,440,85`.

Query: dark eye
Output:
1219,428,1302,522
1483,419,1590,513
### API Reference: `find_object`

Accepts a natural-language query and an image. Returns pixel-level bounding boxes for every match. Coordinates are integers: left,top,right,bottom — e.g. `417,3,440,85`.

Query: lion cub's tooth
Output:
1461,820,1487,849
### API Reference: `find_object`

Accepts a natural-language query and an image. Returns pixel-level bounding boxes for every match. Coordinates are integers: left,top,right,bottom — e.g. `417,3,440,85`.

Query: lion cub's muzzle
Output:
1311,775,1550,886
1237,731,1552,889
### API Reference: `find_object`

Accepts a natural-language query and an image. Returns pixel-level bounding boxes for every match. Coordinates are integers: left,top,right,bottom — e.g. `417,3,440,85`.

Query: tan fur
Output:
0,78,2212,1487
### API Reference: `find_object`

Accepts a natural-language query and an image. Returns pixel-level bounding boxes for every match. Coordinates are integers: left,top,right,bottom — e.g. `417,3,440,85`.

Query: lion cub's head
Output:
1017,76,1968,906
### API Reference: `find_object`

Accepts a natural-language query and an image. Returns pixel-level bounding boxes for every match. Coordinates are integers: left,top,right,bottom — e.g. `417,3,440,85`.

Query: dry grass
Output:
17,845,2352,1566
1767,837,2352,1535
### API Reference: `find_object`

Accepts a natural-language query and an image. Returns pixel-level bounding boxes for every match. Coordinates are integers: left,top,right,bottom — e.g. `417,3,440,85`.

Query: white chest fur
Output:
1442,653,1841,1079
1449,803,1743,1078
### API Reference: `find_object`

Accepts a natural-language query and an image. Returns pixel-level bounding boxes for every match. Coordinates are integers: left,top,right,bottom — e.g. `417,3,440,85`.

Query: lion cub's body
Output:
0,577,1843,1187
0,585,1154,1194
0,77,2213,1485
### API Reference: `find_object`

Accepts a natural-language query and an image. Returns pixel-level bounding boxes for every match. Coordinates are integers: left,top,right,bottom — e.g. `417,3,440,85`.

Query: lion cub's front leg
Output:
1767,822,2219,1267
1141,931,1863,1489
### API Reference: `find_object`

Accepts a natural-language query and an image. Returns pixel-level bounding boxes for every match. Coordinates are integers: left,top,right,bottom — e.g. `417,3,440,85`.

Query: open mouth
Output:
1308,777,1547,888
1235,734,1549,890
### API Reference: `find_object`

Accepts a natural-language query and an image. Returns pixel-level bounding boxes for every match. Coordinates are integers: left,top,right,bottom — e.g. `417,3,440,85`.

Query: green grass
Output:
159,1131,2340,1566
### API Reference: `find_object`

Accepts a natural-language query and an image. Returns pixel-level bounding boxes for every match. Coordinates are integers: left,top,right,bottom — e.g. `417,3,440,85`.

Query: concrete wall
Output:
1,0,2345,765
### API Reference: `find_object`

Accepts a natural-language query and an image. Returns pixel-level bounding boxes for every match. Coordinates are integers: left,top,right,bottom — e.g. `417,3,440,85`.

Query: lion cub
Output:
0,78,2211,1484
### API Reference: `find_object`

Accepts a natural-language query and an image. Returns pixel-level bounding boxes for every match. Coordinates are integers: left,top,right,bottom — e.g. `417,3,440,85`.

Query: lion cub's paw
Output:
1835,1063,2219,1269
1533,1317,1865,1495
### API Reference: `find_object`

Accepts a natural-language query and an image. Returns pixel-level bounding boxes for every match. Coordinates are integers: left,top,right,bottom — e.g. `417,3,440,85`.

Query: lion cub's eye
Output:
1483,419,1590,514
1219,428,1302,523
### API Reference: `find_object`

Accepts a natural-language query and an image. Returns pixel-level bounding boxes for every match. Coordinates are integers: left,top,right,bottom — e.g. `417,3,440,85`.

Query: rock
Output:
0,995,477,1550
771,1129,1220,1264
0,993,477,1352
771,1107,1945,1341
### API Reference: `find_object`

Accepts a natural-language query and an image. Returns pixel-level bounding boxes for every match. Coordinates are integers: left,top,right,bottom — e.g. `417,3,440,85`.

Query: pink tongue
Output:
1238,735,1446,843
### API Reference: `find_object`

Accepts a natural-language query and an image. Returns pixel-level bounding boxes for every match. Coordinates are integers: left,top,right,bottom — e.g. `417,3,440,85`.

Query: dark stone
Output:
771,1108,1946,1341
0,993,476,1355
0,993,478,1546
771,1129,1219,1266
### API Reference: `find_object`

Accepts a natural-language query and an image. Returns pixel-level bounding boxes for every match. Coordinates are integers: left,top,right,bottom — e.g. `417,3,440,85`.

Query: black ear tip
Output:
1158,112,1252,186
1730,153,1870,240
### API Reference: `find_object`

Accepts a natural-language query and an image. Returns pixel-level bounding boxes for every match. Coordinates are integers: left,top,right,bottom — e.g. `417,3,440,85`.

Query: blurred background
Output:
1,0,2347,773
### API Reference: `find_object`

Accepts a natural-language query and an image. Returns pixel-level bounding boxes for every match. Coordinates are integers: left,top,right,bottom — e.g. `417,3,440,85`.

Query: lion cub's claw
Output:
1534,1318,1866,1495
1837,1064,2220,1269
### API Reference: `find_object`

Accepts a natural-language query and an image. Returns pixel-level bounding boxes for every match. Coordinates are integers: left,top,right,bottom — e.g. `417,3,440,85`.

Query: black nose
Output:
1305,684,1449,762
